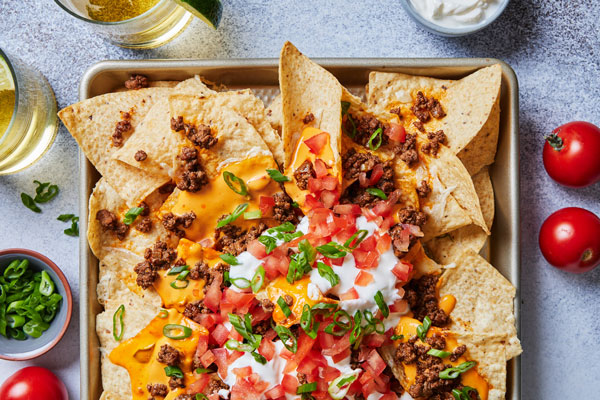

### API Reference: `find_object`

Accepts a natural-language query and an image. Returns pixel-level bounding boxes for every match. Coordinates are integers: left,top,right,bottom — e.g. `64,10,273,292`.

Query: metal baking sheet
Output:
78,58,520,400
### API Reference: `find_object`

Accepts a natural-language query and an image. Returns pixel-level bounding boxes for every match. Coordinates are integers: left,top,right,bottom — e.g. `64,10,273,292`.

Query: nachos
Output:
59,42,520,400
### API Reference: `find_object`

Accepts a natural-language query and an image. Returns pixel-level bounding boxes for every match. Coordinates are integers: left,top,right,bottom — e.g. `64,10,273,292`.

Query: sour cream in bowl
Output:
401,0,510,36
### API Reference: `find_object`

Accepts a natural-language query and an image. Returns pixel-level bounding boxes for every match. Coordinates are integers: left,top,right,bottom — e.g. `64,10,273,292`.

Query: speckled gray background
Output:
0,0,599,398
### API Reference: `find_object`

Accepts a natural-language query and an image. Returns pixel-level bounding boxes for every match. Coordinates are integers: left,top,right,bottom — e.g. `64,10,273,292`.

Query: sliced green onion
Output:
196,394,209,400
244,210,262,220
230,277,251,289
439,361,477,380
33,180,59,203
368,127,383,151
266,169,290,182
170,279,189,289
4,260,28,279
57,213,74,222
225,338,256,352
277,296,292,318
282,231,303,242
217,203,249,228
329,374,358,400
390,334,404,341
195,368,215,374
163,324,192,340
452,387,479,400
343,230,369,250
427,348,452,358
349,311,363,346
251,266,265,293
258,235,277,254
374,290,389,318
167,264,189,276
341,101,351,116
223,171,248,196
158,309,169,319
273,324,297,353
316,242,347,259
164,365,184,379
417,316,432,341
251,351,267,365
311,302,337,316
267,221,296,234
317,262,340,287
297,382,317,394
21,193,41,212
300,304,319,339
176,270,190,280
123,206,144,225
366,187,387,200
298,239,317,264
228,313,262,349
113,304,125,341
219,254,239,265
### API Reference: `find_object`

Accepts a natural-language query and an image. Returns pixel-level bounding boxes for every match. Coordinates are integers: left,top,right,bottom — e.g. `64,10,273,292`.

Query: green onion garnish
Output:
258,235,277,254
341,101,351,116
451,386,479,400
316,242,347,259
417,316,432,341
219,254,239,265
365,187,387,200
164,365,184,378
57,214,75,222
163,324,192,340
230,277,251,289
113,304,125,341
243,210,262,220
374,290,389,318
33,180,59,203
273,324,297,353
343,230,369,250
368,127,383,150
267,169,291,182
167,264,189,276
427,348,452,358
225,338,257,353
195,368,214,374
390,334,404,341
317,262,340,287
158,309,169,319
217,203,249,228
170,279,189,289
297,382,317,394
251,351,268,364
439,361,477,380
123,206,144,225
300,304,319,339
228,314,262,349
277,296,292,318
251,266,265,293
21,193,41,213
223,171,248,196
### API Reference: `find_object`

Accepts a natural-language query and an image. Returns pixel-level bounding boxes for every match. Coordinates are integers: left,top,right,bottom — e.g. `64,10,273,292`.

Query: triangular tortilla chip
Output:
426,166,494,263
266,94,283,135
279,41,343,169
438,249,522,359
59,88,173,205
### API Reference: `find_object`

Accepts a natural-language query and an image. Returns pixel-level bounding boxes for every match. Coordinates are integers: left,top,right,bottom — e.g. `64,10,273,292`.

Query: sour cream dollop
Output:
410,0,502,28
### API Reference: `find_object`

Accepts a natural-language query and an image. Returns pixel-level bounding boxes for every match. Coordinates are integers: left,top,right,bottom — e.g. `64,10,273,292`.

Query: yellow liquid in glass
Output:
0,89,15,136
87,0,160,22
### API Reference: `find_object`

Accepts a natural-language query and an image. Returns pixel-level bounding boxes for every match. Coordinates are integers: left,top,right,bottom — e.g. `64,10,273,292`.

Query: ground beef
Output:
96,209,129,240
147,383,168,397
411,91,446,123
394,133,419,167
134,241,177,289
206,376,229,394
417,180,431,198
135,216,152,233
174,395,192,400
112,119,132,147
426,333,447,350
134,150,147,161
175,147,209,192
413,120,425,132
159,182,176,194
162,211,196,237
184,300,211,325
421,130,448,156
188,262,207,280
450,345,467,362
260,299,274,312
297,373,308,385
272,192,299,223
294,159,315,190
169,376,185,390
341,148,380,181
252,318,272,336
157,344,181,366
404,274,450,327
214,221,267,256
389,107,402,119
343,113,391,149
139,201,150,216
125,74,149,90
303,113,315,124
398,206,427,227
171,116,218,149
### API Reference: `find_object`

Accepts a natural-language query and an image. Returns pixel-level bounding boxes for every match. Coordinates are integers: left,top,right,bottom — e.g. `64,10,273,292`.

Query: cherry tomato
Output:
0,367,68,400
539,207,600,273
543,121,600,188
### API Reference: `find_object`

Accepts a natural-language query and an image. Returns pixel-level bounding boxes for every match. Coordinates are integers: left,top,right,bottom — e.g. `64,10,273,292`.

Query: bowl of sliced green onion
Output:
0,249,72,360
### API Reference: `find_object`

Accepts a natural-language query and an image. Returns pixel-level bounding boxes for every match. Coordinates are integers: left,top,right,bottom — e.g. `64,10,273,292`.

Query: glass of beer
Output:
0,48,58,175
54,0,193,49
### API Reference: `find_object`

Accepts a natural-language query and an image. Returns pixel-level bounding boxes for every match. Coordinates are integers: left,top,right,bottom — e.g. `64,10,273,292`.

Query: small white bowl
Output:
400,0,510,37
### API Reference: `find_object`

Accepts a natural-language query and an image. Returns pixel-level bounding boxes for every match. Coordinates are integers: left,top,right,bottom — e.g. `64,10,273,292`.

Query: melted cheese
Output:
152,238,223,312
283,127,341,211
109,309,208,400
164,155,281,242
394,317,489,400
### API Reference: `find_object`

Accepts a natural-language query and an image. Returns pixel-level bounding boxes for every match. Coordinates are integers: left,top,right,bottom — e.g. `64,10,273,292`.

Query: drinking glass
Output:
54,0,192,49
0,48,58,175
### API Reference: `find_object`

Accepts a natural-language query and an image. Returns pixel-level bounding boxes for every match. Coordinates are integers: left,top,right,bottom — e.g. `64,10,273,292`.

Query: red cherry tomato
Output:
0,367,68,400
543,121,600,188
539,207,600,273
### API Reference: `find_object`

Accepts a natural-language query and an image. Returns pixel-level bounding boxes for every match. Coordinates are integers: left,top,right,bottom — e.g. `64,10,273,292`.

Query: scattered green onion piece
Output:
251,351,268,365
163,324,193,340
311,302,337,316
374,290,389,318
195,368,214,374
170,279,189,289
113,304,125,341
390,334,404,341
123,206,144,225
451,387,479,400
219,254,239,265
57,214,75,222
316,242,347,259
225,338,256,353
439,361,477,380
365,188,387,200
277,296,292,318
158,309,169,319
164,365,184,379
196,394,209,400
223,171,248,196
228,314,262,349
300,304,319,339
217,203,249,228
7,314,25,328
176,270,190,281
251,266,265,293
427,349,452,358
229,277,251,289
343,230,369,250
243,210,262,220
266,169,291,182
297,382,317,394
167,264,189,276
33,180,59,203
273,324,297,353
341,101,351,116
417,316,432,341
317,262,340,287
4,260,28,279
367,127,383,151
64,216,79,236
329,374,358,400
21,193,41,213
259,235,277,254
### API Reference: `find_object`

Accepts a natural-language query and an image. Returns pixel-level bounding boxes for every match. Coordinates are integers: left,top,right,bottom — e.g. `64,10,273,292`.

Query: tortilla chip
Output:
59,88,173,205
279,41,343,169
425,166,494,263
169,94,272,176
438,249,522,359
111,77,215,179
266,94,283,135
96,270,160,400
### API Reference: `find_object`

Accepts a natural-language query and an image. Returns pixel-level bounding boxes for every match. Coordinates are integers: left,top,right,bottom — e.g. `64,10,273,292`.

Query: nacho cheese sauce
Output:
409,0,502,29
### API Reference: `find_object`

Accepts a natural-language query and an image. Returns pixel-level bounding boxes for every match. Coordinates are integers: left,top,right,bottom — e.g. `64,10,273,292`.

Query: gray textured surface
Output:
0,0,599,398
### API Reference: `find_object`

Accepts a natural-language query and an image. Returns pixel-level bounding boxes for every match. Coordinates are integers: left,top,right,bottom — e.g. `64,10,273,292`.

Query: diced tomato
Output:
251,304,272,323
358,235,377,252
354,249,380,270
314,158,328,178
321,176,339,191
385,122,406,142
187,373,211,393
297,350,326,375
265,384,285,399
263,248,287,279
233,366,253,378
320,189,339,209
322,332,351,357
372,200,392,218
375,233,392,253
281,374,299,394
328,257,344,266
369,164,384,185
360,375,377,397
305,193,324,209
359,172,370,188
364,349,387,376
355,270,374,286
211,324,230,346
389,299,409,313
363,332,387,348
259,195,275,216
194,333,208,360
212,348,229,377
304,132,328,154
224,289,255,314
200,348,216,368
380,215,395,231
293,331,316,364
340,287,359,301
333,204,361,215
230,377,264,400
391,261,413,281
322,366,341,382
331,348,351,363
247,239,267,259
308,177,323,193
258,338,276,361
228,350,244,365
195,313,216,330
204,275,222,312
318,327,335,350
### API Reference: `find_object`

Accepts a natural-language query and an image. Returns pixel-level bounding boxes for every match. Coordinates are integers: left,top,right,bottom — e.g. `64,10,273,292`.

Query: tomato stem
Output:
581,248,594,263
545,133,564,151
